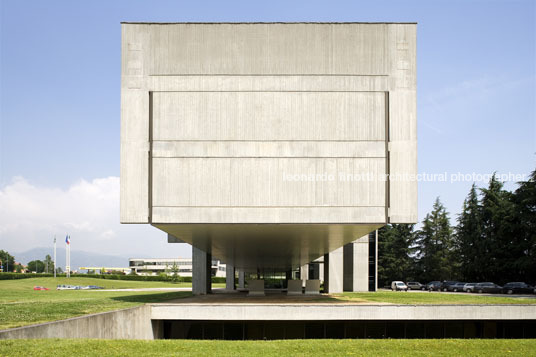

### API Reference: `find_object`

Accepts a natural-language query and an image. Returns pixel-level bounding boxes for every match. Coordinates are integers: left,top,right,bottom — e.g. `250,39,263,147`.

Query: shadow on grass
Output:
111,291,191,304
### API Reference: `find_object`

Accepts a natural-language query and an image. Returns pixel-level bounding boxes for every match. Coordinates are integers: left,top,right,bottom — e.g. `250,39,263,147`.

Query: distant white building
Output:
129,258,226,278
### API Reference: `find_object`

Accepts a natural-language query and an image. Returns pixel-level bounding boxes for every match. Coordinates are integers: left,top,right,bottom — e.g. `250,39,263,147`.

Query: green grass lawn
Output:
1,278,534,331
335,291,536,305
0,277,200,330
0,339,535,356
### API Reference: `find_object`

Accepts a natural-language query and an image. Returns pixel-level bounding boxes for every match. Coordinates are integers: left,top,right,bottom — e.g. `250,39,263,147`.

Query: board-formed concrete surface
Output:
0,305,155,340
120,23,418,272
150,303,536,321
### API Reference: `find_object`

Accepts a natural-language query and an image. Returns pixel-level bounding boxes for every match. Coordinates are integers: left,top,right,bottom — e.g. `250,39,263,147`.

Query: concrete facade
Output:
120,23,417,291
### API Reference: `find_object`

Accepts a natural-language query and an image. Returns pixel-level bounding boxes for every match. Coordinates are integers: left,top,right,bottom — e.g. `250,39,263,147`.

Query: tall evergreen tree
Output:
377,224,416,287
511,168,536,283
415,197,455,282
455,184,483,281
480,174,517,283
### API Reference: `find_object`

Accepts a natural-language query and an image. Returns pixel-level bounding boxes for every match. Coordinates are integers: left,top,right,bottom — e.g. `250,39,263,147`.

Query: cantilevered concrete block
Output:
120,23,417,275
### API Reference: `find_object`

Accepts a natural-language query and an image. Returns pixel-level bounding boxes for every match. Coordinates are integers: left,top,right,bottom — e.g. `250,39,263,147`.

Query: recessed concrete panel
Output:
152,91,386,141
146,23,389,75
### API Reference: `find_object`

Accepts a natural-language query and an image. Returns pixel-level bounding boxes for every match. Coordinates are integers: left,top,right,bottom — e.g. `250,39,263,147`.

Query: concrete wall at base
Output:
151,304,536,321
305,280,321,295
248,280,265,296
287,280,303,295
0,306,154,340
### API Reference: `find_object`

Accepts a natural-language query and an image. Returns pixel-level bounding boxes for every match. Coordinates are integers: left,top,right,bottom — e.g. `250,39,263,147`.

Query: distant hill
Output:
13,247,130,271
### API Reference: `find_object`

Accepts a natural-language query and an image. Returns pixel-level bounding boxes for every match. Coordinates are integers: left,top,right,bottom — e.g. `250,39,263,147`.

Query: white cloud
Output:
0,177,191,258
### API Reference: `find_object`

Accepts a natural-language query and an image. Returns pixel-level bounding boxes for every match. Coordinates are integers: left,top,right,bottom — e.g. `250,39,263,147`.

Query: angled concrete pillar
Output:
324,246,344,293
192,246,211,295
226,264,235,290
238,270,245,289
343,235,370,292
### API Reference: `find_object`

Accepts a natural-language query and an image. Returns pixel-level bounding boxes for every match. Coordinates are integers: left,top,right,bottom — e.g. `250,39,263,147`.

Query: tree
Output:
479,174,517,283
377,224,417,287
56,267,63,274
43,255,54,274
170,262,180,282
0,250,15,272
455,184,483,281
511,168,536,283
27,260,45,273
415,197,455,282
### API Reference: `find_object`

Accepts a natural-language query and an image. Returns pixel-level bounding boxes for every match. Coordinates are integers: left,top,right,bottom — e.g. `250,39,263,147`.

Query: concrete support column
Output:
374,230,378,292
192,246,211,295
238,270,245,289
226,264,235,290
324,246,344,293
343,235,369,292
300,264,309,286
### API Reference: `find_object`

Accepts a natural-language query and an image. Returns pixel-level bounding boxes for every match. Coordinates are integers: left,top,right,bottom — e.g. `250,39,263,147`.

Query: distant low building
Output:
128,258,226,278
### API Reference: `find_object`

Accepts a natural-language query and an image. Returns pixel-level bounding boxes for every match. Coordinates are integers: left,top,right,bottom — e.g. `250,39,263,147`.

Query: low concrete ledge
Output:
247,280,265,296
287,280,303,295
305,280,320,295
150,304,536,321
0,305,155,340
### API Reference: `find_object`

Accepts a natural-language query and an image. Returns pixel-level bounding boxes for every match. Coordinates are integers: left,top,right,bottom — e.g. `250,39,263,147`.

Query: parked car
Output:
463,283,477,292
33,286,49,291
406,282,425,290
502,282,534,295
474,282,502,294
426,281,442,291
440,281,460,292
391,281,408,291
447,282,467,292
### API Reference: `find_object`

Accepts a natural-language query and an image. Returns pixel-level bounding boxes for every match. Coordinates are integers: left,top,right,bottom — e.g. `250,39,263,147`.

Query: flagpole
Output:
65,235,69,278
53,235,56,278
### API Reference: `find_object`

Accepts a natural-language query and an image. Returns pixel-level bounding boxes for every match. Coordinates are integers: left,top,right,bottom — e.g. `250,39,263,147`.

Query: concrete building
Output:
120,22,417,295
128,258,226,277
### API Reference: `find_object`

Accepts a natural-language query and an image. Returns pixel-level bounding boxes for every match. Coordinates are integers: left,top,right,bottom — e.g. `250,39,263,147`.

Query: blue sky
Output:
0,0,534,259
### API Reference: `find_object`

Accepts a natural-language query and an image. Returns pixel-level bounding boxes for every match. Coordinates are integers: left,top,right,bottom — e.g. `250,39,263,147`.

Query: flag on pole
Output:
65,235,70,245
